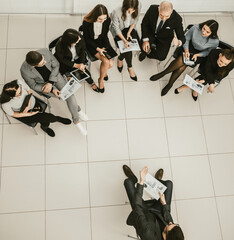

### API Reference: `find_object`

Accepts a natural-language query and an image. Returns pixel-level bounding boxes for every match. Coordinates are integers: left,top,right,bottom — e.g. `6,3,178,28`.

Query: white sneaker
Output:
75,122,87,135
78,111,89,121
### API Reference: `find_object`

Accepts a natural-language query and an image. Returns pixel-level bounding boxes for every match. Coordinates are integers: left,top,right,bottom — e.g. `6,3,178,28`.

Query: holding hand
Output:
159,192,166,205
52,89,61,98
184,49,190,59
74,63,86,72
97,47,106,56
208,84,215,93
139,166,148,185
192,53,200,62
126,32,132,41
172,35,179,47
142,41,150,53
124,40,130,49
42,83,53,93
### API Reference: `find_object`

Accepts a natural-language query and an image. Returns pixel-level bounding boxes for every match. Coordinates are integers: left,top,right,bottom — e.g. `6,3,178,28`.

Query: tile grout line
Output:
44,14,47,240
84,76,93,240
159,78,179,222
199,67,224,240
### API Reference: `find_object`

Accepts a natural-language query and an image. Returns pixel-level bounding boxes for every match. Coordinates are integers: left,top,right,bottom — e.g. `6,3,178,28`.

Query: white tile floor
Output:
0,12,234,240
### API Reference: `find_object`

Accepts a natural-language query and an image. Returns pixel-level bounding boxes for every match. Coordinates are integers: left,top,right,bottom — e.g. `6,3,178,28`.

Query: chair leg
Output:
43,97,51,113
5,114,11,124
31,127,38,135
127,235,139,240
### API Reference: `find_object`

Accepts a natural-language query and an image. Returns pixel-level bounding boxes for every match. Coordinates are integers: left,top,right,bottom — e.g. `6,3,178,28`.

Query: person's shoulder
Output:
148,5,159,11
171,10,182,21
111,6,122,16
38,48,50,55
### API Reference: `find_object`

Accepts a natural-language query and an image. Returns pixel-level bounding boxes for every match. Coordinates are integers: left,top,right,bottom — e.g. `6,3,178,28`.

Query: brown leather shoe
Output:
123,165,136,178
155,168,164,180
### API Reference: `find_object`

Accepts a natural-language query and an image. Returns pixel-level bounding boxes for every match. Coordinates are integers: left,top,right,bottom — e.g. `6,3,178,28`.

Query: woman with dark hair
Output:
150,19,219,96
110,0,141,81
0,80,71,137
175,48,234,100
82,4,114,93
54,29,99,92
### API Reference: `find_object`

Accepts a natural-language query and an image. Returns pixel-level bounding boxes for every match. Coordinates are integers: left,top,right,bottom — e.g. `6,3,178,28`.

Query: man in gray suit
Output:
20,48,88,135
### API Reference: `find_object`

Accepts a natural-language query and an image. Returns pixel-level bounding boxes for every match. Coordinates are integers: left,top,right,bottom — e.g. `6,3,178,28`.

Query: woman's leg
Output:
95,52,113,89
150,55,185,81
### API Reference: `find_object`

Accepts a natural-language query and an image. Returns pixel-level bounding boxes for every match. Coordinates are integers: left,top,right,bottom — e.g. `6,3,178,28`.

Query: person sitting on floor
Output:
0,80,71,137
20,49,88,135
123,164,184,240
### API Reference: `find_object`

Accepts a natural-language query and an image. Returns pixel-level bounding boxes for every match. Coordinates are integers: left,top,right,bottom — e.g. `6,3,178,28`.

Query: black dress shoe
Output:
128,68,137,81
123,165,138,182
57,117,72,125
91,83,100,93
174,88,180,94
104,75,108,81
192,91,198,101
161,85,171,96
155,168,164,180
139,51,146,62
42,127,55,137
99,87,105,93
117,66,123,73
150,72,165,81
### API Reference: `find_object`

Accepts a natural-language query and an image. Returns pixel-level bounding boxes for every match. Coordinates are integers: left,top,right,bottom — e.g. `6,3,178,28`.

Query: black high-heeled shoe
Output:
128,68,137,81
174,88,180,94
192,91,198,101
117,66,123,72
104,75,108,81
91,83,100,93
99,87,105,93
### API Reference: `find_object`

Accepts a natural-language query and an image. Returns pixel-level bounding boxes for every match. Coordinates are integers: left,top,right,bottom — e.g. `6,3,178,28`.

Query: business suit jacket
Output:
141,5,185,48
20,48,63,93
127,184,173,240
55,36,87,74
82,18,111,56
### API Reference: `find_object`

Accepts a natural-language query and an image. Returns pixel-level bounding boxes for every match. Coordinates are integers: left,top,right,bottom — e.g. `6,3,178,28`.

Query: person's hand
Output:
23,106,30,113
159,192,166,205
74,63,86,72
208,84,215,93
142,41,150,53
52,89,61,98
172,35,179,47
97,47,106,56
30,111,39,116
139,166,148,185
124,40,130,48
126,32,132,41
192,53,200,62
42,83,52,93
184,49,190,59
196,79,205,84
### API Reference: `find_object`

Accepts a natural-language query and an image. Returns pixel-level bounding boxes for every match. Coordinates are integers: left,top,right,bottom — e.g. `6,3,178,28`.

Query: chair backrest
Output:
184,24,194,35
48,35,62,52
218,41,233,50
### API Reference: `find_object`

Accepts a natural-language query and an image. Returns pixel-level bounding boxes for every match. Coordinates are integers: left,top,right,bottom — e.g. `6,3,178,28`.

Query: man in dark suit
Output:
139,1,185,62
123,165,184,240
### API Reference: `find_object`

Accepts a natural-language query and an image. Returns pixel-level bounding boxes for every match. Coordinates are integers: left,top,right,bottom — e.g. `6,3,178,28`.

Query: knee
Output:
178,64,187,71
165,180,173,189
157,55,167,61
109,59,114,68
102,58,109,66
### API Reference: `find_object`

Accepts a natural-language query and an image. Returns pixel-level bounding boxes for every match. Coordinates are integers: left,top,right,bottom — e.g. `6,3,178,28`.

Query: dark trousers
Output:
114,28,140,68
124,176,173,212
60,58,94,85
16,101,59,129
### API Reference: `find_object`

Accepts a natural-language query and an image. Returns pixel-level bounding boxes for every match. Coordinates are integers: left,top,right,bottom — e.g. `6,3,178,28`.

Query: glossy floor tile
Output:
0,12,234,240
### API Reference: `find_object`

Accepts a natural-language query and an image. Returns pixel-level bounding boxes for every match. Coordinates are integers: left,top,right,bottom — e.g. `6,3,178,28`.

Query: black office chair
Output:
2,96,47,135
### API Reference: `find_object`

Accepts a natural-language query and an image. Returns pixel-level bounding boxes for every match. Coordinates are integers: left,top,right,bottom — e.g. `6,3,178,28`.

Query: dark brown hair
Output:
26,51,43,66
0,80,19,104
166,226,184,240
218,48,234,78
121,0,139,21
84,4,109,23
199,19,219,39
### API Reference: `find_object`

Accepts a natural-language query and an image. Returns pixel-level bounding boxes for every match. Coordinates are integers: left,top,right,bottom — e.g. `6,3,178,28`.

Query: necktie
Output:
156,20,164,33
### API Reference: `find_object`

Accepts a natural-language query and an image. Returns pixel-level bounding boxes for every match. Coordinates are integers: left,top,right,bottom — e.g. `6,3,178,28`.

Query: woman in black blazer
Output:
54,29,99,92
82,4,114,93
175,48,234,101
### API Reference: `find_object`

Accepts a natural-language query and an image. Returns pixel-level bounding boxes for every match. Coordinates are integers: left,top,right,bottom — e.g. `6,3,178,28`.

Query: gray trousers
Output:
43,75,81,122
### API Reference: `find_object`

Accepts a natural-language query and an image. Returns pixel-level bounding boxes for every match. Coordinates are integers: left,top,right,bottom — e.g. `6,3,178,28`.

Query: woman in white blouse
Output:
110,0,141,81
0,80,71,137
